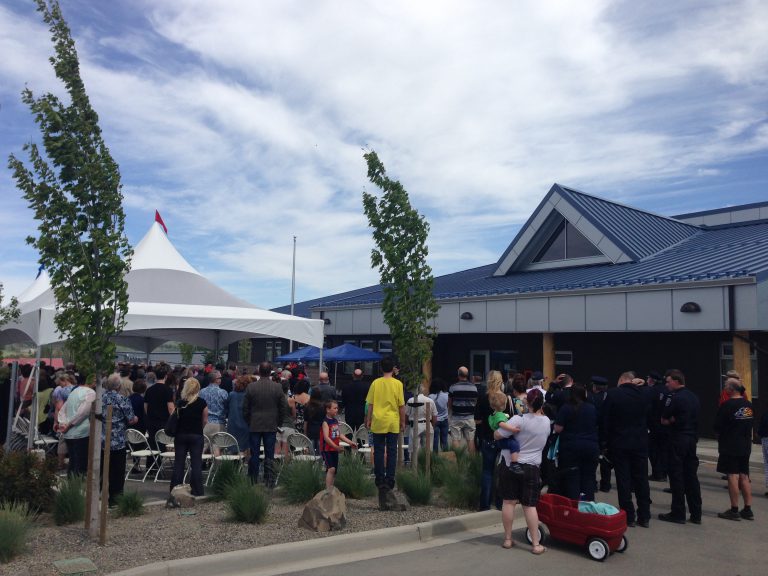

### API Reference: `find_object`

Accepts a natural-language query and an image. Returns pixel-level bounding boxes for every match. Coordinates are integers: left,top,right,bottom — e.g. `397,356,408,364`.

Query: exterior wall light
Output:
323,318,332,325
460,312,474,320
680,302,701,313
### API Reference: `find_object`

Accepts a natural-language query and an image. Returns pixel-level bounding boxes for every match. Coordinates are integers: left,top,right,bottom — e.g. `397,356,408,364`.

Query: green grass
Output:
396,469,432,505
334,453,375,499
0,501,34,563
441,450,481,509
226,476,270,524
278,459,324,503
114,491,145,517
210,460,242,501
53,476,85,526
416,450,449,487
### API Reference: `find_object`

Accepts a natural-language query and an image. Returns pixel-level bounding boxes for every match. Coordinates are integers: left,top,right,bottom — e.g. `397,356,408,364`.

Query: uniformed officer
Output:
602,371,652,527
658,369,703,524
590,376,612,492
647,370,670,481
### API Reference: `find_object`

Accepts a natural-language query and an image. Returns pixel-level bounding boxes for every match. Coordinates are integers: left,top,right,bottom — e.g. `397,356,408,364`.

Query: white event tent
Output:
0,221,324,353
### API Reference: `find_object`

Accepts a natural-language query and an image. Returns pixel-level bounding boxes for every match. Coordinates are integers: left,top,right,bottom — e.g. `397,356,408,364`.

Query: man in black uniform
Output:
603,371,652,527
658,369,702,524
647,370,670,481
590,376,612,492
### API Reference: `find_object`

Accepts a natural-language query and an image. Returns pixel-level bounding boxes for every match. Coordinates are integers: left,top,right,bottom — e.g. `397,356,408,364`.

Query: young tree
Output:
362,151,439,393
0,284,20,326
178,342,196,365
7,0,132,538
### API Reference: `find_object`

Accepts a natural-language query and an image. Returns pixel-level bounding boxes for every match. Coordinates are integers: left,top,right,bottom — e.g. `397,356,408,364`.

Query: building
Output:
241,184,767,435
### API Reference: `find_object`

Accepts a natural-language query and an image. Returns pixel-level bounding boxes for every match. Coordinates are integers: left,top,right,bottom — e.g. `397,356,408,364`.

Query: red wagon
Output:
525,493,628,561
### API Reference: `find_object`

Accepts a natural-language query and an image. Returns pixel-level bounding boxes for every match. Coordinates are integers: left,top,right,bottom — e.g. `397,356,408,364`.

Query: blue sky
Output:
1,0,767,310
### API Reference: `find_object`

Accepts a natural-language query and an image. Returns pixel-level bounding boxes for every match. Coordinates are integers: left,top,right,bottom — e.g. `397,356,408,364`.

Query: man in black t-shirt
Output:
339,369,370,431
715,378,755,521
144,364,174,457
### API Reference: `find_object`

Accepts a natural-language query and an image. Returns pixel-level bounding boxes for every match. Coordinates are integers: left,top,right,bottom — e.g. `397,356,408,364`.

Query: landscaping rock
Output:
379,486,410,511
170,484,195,508
298,487,347,532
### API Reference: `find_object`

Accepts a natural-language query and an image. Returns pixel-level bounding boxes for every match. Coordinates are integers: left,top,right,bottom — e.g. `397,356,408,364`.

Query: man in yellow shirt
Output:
365,357,405,490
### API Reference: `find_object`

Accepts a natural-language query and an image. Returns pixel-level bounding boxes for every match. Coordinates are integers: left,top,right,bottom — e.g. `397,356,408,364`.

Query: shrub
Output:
278,459,324,503
334,453,375,499
210,460,242,501
442,451,481,509
416,450,448,487
114,491,144,517
226,476,269,524
53,476,85,525
0,449,57,512
396,469,432,505
0,501,34,563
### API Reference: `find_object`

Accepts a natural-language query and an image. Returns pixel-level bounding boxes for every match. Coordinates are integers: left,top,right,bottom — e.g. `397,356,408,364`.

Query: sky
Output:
1,0,767,310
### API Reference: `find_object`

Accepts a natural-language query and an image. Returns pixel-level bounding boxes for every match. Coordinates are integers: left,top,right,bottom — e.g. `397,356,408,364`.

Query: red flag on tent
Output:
155,210,168,234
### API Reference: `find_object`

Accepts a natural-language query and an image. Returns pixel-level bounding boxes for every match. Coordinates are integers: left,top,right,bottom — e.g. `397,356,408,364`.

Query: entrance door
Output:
470,350,490,382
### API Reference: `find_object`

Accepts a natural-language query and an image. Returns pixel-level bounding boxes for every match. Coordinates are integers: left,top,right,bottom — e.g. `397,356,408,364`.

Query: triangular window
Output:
533,217,602,263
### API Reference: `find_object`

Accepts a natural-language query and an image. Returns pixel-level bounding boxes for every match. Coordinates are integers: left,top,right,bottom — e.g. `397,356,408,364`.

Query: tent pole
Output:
214,330,220,365
27,345,42,451
289,235,296,353
4,361,18,451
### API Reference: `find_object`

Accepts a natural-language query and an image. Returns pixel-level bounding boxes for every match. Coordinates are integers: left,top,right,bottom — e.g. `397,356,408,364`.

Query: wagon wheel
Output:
616,535,628,553
587,537,610,561
524,524,547,546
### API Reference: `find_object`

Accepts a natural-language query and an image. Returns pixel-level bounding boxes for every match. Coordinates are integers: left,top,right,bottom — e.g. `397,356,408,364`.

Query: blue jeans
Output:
372,432,399,488
479,439,500,510
248,431,276,485
433,419,449,452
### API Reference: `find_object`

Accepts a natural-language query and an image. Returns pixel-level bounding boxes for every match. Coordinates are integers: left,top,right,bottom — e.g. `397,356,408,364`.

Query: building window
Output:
265,341,274,362
360,340,375,376
534,217,602,263
720,341,758,398
554,350,573,366
343,340,356,375
274,340,282,360
379,340,393,354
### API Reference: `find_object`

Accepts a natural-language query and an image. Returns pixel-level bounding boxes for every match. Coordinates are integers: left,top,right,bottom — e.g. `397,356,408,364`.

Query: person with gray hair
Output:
102,372,138,506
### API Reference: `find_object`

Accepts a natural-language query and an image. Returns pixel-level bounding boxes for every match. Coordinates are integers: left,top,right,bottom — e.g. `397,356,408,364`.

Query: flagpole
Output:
289,235,296,353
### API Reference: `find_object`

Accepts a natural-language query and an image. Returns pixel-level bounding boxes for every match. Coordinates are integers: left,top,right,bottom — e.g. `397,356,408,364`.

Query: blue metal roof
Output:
556,185,700,261
305,220,768,309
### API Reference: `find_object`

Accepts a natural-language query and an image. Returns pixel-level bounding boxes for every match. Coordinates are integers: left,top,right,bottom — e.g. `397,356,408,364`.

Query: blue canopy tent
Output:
274,345,324,362
323,343,382,362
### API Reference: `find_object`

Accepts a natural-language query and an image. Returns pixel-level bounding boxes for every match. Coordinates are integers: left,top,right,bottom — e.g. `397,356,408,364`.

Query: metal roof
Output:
305,220,768,310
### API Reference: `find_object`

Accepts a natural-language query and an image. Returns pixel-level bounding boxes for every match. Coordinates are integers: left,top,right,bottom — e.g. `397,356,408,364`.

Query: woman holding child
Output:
495,388,550,554
475,370,512,511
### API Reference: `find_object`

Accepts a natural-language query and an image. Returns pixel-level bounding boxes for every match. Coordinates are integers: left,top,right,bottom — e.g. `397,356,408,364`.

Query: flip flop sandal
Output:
531,545,547,555
502,539,515,549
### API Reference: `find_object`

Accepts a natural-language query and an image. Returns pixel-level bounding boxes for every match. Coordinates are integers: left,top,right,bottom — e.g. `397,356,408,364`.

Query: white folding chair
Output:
153,429,178,482
287,432,320,461
125,429,160,482
207,432,244,485
338,421,354,438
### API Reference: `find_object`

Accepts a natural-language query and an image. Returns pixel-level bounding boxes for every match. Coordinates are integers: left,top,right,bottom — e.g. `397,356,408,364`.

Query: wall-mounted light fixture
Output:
460,312,474,320
680,302,701,313
323,318,332,325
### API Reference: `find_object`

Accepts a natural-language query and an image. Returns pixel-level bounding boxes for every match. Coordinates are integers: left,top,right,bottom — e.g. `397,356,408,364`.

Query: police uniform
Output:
603,381,652,526
589,376,612,492
648,373,671,480
660,386,702,523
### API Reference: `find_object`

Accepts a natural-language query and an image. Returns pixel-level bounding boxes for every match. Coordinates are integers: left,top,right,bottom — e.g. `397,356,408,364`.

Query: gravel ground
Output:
3,493,470,576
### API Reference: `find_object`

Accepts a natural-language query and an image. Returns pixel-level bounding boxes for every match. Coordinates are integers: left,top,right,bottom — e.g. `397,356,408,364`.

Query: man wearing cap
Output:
715,378,754,521
449,366,478,453
590,376,612,492
658,369,703,525
647,370,670,481
527,371,546,393
603,371,653,527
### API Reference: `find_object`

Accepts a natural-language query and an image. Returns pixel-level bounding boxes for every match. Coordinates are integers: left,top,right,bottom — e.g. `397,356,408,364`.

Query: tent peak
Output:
132,222,200,275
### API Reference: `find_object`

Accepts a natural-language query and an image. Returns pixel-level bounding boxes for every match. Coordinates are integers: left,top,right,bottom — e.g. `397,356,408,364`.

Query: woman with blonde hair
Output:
168,377,208,503
475,369,514,510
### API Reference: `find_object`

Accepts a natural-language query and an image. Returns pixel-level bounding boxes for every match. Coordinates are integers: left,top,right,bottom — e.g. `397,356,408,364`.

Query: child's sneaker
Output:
509,463,525,475
739,508,754,521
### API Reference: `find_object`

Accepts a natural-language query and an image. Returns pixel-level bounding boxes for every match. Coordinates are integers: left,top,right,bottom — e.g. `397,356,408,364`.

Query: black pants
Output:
66,436,90,476
611,448,651,523
171,433,204,496
668,435,702,520
100,448,127,505
560,444,599,501
648,428,669,478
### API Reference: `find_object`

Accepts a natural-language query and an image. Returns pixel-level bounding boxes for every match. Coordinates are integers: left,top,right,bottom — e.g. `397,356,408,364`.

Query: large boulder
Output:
298,487,347,532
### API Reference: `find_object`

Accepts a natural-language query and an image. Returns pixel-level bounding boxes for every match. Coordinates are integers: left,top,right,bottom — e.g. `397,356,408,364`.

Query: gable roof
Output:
493,184,701,275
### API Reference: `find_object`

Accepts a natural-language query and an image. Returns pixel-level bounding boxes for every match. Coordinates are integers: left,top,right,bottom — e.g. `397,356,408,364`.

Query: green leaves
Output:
7,0,132,375
362,151,438,392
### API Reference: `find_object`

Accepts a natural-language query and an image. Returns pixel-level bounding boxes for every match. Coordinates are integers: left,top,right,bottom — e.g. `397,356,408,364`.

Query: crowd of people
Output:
3,357,765,542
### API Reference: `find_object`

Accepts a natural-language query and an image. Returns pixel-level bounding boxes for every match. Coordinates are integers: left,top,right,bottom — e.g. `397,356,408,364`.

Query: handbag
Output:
164,406,180,436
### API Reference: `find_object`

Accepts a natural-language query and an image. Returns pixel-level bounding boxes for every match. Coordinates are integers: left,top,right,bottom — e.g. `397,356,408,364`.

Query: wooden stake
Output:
424,402,431,480
84,403,96,531
99,405,113,546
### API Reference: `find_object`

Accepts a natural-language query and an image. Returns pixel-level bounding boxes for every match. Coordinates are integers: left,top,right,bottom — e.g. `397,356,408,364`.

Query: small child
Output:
320,400,357,489
488,391,524,475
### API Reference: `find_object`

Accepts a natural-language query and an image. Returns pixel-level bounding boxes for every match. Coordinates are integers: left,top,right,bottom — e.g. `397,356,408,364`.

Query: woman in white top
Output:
494,388,551,554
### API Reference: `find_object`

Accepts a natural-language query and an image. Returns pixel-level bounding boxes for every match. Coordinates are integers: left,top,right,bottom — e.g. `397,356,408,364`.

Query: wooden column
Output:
422,358,433,395
733,332,753,399
542,333,555,391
